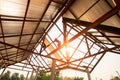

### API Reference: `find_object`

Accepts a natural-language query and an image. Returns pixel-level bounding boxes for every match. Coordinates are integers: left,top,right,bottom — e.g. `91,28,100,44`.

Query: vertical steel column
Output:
87,69,91,80
0,68,6,79
30,70,34,79
26,71,29,80
63,20,69,62
34,70,39,80
50,60,56,80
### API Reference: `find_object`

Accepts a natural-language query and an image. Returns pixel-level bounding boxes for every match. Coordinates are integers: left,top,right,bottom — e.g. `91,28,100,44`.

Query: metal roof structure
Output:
0,0,120,79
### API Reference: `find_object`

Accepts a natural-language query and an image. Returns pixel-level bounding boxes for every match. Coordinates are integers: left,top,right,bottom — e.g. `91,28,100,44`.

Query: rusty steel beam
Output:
0,15,9,65
26,59,38,72
44,64,87,73
76,42,95,68
38,56,50,69
69,36,85,61
16,0,31,66
78,0,100,19
0,43,36,52
45,34,66,60
25,1,52,53
114,0,120,5
0,14,39,20
0,18,50,22
33,0,75,52
51,0,65,4
67,66,86,72
33,49,50,69
44,36,61,60
63,17,120,35
21,0,54,72
90,52,105,73
98,30,116,45
105,0,120,18
2,57,28,69
71,46,120,63
63,20,70,61
46,4,120,57
1,52,25,61
0,33,43,38
10,64,33,70
93,35,120,38
83,48,103,73
7,67,32,72
111,50,120,55
37,64,86,73
66,22,107,50
30,55,48,71
0,41,65,63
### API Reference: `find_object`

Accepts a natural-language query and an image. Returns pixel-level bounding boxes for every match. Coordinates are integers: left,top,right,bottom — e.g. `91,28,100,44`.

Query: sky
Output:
47,17,120,80
1,52,120,80
91,52,120,80
61,52,120,80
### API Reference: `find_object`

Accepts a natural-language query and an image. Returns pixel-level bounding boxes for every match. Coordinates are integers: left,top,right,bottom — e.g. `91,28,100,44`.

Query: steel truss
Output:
0,0,120,80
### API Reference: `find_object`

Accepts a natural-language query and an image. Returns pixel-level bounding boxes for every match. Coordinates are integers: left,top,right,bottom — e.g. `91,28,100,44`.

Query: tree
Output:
0,71,10,80
110,76,120,80
55,71,62,80
36,72,62,80
20,74,25,80
74,77,84,80
10,73,20,80
0,71,26,80
63,77,74,80
36,73,50,80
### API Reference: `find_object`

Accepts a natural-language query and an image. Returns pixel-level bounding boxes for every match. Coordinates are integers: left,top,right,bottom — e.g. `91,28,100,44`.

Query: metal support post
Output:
34,71,38,80
50,60,56,80
30,70,34,80
87,69,91,80
26,71,29,80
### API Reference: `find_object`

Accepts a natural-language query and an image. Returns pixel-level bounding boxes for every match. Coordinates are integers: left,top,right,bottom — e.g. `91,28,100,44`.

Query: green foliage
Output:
0,71,25,80
110,76,120,80
63,77,74,80
19,74,25,80
55,77,62,80
0,71,83,80
55,71,62,80
74,77,84,80
10,73,20,80
0,71,10,80
35,72,62,80
36,73,50,80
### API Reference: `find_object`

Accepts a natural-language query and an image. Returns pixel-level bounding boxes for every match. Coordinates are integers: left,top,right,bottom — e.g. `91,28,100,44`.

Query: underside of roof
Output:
0,0,120,73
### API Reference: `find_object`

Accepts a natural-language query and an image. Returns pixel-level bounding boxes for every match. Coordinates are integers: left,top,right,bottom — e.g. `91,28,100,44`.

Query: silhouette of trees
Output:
36,73,50,80
0,71,84,80
1,70,120,80
35,72,62,80
74,77,84,80
0,71,10,80
110,76,120,80
19,74,25,80
11,73,20,80
0,71,25,80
